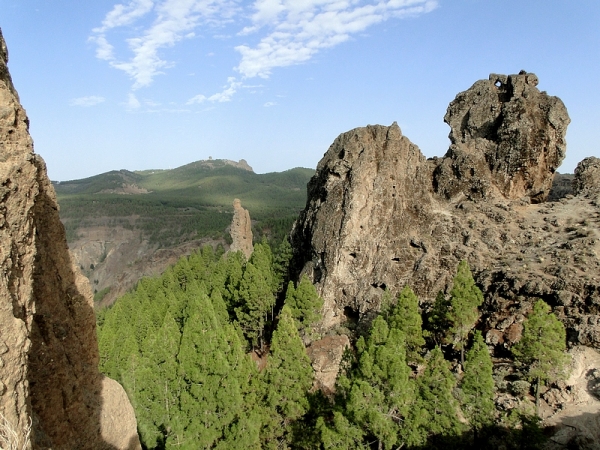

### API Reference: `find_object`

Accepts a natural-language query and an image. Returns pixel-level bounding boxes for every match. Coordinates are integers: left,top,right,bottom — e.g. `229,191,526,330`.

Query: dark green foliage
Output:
233,242,281,350
284,275,324,331
447,260,484,366
97,245,558,449
388,285,425,363
461,331,495,433
97,244,316,449
512,300,568,416
412,347,464,444
333,315,414,449
260,306,314,448
426,290,451,346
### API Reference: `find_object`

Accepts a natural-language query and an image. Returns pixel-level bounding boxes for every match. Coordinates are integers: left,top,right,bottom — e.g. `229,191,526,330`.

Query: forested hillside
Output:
97,244,568,449
53,159,313,306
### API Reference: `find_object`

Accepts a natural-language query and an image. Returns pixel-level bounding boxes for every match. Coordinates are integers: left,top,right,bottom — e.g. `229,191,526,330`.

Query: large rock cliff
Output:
291,73,600,413
0,29,140,449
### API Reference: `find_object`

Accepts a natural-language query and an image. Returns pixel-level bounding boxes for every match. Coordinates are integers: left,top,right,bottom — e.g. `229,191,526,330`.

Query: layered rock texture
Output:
292,72,600,437
0,29,140,449
229,198,253,259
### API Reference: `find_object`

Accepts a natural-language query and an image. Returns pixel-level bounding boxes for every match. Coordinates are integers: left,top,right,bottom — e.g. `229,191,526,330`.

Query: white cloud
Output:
91,0,239,89
92,0,437,101
126,92,142,109
263,101,276,107
236,0,438,78
70,96,106,107
186,76,242,104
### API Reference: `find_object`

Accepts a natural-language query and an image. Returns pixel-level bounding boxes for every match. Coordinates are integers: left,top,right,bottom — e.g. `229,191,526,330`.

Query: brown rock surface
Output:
229,198,253,259
306,335,350,394
291,72,599,369
573,157,600,198
435,71,570,203
0,28,140,449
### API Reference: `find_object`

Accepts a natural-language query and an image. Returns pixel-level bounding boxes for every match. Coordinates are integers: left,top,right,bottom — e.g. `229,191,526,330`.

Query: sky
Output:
1,0,599,181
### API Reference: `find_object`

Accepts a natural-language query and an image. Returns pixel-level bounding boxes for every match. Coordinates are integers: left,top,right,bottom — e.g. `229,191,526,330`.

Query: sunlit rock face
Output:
0,28,140,449
291,71,599,351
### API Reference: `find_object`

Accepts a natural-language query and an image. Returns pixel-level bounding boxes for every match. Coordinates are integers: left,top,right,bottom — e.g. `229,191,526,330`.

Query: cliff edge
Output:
0,28,140,449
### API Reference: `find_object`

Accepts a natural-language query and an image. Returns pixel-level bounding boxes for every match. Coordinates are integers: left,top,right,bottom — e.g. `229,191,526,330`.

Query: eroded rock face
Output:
291,72,600,353
292,71,600,439
0,28,140,449
229,198,253,259
435,71,570,203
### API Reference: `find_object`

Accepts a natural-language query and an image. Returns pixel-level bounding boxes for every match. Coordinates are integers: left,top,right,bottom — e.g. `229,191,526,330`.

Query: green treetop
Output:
388,285,425,364
261,306,313,449
408,346,464,446
236,260,275,351
461,330,495,437
447,260,484,366
336,315,414,450
284,275,324,331
512,299,569,417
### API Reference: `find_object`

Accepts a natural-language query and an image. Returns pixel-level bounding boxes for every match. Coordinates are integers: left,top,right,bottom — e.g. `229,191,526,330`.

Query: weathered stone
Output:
306,335,350,394
290,71,600,446
229,198,253,259
435,71,570,203
573,157,600,198
291,71,600,377
0,28,140,449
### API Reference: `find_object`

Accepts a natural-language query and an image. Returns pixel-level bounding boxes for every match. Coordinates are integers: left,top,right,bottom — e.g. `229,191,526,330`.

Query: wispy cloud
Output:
263,101,276,107
92,0,437,102
187,76,242,104
91,0,238,89
236,0,438,78
126,92,142,109
70,96,106,107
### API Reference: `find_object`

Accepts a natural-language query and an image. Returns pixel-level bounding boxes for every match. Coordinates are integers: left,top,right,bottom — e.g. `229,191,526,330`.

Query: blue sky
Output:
1,0,599,181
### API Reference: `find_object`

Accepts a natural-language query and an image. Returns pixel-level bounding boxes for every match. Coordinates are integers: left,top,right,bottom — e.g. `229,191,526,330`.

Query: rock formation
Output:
435,71,569,203
229,198,253,259
0,28,140,449
291,72,600,438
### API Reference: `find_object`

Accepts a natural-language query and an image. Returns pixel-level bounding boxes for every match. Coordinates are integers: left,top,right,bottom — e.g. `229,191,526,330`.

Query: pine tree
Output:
447,260,484,366
176,283,256,448
316,411,364,449
388,285,425,364
261,306,313,448
340,316,414,449
512,299,569,417
412,347,463,445
236,261,275,350
426,290,451,346
461,330,495,439
272,236,293,294
284,275,323,331
134,312,181,448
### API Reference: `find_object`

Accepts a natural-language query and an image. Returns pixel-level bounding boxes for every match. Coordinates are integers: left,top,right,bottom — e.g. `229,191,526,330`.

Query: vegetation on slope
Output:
97,247,570,449
54,160,314,247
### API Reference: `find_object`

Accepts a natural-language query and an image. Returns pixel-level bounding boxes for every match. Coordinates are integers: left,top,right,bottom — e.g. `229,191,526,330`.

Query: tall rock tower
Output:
0,28,140,449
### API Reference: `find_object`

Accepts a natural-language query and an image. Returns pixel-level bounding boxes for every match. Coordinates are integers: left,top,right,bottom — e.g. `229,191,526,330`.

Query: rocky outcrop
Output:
229,198,253,259
0,28,140,449
434,71,570,203
291,72,600,365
